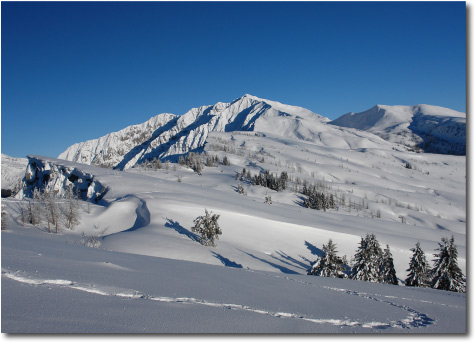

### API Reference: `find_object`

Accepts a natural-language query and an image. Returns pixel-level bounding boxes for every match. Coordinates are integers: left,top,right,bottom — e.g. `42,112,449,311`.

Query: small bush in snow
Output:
237,183,246,195
80,233,101,248
191,209,222,247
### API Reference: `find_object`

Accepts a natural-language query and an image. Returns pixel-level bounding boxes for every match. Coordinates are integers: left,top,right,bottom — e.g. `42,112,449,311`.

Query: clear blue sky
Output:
1,1,466,158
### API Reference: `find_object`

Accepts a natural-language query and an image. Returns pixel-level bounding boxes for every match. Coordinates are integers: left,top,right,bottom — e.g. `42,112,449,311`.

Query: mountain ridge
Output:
58,95,466,169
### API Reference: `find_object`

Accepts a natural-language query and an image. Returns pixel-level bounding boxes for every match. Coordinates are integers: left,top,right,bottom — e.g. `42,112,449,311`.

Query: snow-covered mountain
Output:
330,104,466,155
59,95,394,170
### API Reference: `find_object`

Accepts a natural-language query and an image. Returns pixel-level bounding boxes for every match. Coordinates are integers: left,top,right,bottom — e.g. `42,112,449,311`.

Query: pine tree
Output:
191,209,222,247
222,155,230,166
350,234,383,282
308,239,347,278
405,242,430,287
430,236,466,293
381,244,398,285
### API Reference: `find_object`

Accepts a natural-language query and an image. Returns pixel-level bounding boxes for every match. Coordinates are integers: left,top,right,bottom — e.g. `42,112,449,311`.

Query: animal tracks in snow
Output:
2,268,436,330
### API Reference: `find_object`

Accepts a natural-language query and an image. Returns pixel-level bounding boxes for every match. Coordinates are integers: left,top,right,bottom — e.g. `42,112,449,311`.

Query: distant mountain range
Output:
58,95,466,169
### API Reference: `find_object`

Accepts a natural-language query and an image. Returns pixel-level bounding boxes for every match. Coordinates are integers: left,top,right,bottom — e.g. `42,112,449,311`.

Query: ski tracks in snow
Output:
2,268,442,331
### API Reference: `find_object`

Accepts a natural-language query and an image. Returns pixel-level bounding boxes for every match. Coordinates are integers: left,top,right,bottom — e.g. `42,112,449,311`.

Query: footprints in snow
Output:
2,268,435,330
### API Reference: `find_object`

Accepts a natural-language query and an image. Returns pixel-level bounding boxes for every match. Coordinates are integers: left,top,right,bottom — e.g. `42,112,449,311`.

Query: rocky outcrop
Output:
16,156,108,203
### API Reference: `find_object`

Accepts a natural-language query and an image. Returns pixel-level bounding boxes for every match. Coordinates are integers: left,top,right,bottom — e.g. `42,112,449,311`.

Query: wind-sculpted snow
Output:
58,94,395,170
331,104,466,155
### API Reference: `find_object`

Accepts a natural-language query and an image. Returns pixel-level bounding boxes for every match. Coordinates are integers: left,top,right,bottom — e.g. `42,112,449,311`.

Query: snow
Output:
1,95,466,333
331,104,466,154
58,94,397,170
1,225,466,333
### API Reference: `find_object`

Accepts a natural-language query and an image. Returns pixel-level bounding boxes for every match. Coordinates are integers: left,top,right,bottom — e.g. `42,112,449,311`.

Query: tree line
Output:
308,234,465,293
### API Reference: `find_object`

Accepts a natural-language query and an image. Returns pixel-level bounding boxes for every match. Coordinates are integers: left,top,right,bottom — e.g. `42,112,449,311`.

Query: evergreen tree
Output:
222,155,230,166
308,239,347,278
350,234,383,282
405,242,430,287
240,168,246,181
430,236,466,293
246,170,252,181
381,244,398,285
191,209,222,247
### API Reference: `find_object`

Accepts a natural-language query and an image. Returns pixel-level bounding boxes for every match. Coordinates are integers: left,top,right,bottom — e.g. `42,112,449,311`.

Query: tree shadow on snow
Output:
237,249,299,274
304,241,324,257
270,250,310,270
165,218,200,242
293,195,307,208
211,252,243,269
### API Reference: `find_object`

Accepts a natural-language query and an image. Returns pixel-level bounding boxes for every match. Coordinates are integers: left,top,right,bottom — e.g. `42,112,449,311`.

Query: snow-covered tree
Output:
264,195,272,205
350,234,383,282
381,244,398,285
222,155,230,166
191,209,222,247
308,239,347,278
405,242,430,287
430,236,466,293
237,183,246,195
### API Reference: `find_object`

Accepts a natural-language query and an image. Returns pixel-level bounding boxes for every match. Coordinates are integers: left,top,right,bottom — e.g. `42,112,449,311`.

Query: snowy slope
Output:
3,127,466,332
58,95,395,170
10,140,466,279
2,226,466,333
1,154,28,191
3,96,466,333
330,104,466,155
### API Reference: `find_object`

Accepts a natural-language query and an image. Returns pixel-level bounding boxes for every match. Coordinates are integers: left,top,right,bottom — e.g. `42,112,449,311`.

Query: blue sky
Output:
1,1,466,158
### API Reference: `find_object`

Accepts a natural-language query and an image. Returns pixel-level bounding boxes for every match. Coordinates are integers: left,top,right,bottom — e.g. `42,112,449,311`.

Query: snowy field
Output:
1,222,466,333
1,126,467,333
